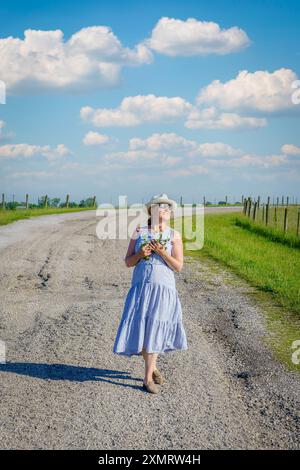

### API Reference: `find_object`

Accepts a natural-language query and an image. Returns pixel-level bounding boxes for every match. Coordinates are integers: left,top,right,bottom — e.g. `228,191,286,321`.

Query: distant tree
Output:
5,201,19,210
79,197,96,207
38,196,46,207
49,198,61,207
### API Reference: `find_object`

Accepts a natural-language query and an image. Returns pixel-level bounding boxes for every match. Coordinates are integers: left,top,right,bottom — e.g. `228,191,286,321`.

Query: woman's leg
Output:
142,349,158,384
142,347,158,371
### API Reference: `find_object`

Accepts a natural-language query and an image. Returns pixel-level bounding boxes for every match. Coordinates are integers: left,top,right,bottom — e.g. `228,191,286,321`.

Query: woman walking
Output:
113,193,188,394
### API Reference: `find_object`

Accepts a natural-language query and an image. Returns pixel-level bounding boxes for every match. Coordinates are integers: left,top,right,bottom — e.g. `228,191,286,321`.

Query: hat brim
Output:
146,198,177,210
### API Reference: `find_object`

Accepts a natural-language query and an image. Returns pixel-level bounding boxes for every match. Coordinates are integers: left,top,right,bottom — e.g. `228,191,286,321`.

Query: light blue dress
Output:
113,224,188,356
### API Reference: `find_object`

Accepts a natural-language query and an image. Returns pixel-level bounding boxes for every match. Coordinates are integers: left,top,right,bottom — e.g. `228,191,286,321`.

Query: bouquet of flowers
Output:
140,233,171,260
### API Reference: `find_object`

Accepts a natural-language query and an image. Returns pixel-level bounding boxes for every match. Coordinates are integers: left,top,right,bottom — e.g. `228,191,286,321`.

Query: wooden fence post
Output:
92,196,96,208
44,195,48,208
65,194,70,208
2,193,5,210
297,209,300,237
283,207,288,233
266,203,269,226
25,194,29,209
247,197,251,217
253,202,257,221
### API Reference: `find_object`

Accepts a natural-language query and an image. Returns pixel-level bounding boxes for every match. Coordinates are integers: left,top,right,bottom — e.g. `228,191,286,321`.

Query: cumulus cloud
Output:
9,170,56,179
207,154,288,168
281,144,300,155
83,131,111,145
128,132,243,157
196,68,299,113
80,94,192,127
145,17,250,56
104,149,160,161
166,165,209,178
129,132,197,151
185,106,267,129
0,26,153,93
0,142,71,161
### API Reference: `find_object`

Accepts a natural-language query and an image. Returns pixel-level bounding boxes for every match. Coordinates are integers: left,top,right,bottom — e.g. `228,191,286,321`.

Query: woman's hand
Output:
149,239,166,257
138,242,153,259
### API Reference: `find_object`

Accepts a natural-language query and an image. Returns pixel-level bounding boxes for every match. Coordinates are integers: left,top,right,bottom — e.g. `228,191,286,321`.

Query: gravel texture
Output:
0,208,299,450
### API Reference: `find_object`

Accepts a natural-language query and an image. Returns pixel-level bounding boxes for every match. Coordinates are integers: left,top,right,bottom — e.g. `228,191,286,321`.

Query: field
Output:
181,211,300,368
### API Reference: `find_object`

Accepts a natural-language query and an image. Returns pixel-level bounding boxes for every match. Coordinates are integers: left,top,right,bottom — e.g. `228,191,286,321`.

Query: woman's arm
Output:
124,227,153,267
149,230,183,273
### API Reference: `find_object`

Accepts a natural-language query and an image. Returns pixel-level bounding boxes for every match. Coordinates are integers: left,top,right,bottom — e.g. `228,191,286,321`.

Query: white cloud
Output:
193,142,243,158
0,143,71,161
197,68,299,113
128,132,243,157
207,154,288,168
166,165,209,178
83,131,110,145
104,149,160,161
80,94,192,127
9,170,56,179
129,132,197,151
281,144,300,155
0,26,153,93
185,106,267,129
145,17,250,56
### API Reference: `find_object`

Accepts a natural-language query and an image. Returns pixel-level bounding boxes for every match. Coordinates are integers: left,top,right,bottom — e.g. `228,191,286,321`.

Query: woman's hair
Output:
147,206,152,228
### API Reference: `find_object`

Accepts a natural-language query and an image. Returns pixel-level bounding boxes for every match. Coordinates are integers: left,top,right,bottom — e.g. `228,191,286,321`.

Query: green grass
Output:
178,212,300,371
0,206,96,226
234,217,300,250
241,205,300,245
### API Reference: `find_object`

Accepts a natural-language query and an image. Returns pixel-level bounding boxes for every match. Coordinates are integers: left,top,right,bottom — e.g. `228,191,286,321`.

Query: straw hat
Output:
145,193,177,211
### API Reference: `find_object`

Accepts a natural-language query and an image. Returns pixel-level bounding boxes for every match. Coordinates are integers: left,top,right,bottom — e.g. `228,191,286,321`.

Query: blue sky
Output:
0,0,299,205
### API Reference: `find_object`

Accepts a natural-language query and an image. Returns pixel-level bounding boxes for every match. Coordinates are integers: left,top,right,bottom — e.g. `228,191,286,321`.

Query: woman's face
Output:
149,204,171,225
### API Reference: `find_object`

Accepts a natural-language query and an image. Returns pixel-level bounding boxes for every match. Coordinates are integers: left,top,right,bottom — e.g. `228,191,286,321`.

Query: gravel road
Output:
0,208,299,450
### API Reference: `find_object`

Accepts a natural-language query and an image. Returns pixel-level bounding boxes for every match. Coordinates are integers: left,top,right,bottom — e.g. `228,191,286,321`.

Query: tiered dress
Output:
113,224,188,356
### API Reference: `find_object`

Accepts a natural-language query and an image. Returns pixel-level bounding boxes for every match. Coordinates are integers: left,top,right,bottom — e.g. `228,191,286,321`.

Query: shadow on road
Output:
0,362,143,390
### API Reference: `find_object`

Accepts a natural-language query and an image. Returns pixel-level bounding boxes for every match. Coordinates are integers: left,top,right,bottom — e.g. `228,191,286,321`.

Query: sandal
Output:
152,368,164,385
142,380,160,394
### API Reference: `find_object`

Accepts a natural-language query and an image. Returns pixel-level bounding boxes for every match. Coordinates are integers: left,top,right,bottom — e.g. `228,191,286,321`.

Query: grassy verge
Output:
179,212,300,371
235,211,300,249
0,207,96,226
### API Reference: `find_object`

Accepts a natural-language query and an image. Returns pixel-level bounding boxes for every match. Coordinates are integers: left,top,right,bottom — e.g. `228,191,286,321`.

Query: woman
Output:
112,193,188,394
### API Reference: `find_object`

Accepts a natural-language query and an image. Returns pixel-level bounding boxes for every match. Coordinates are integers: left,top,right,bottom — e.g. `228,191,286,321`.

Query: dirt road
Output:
0,208,299,449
